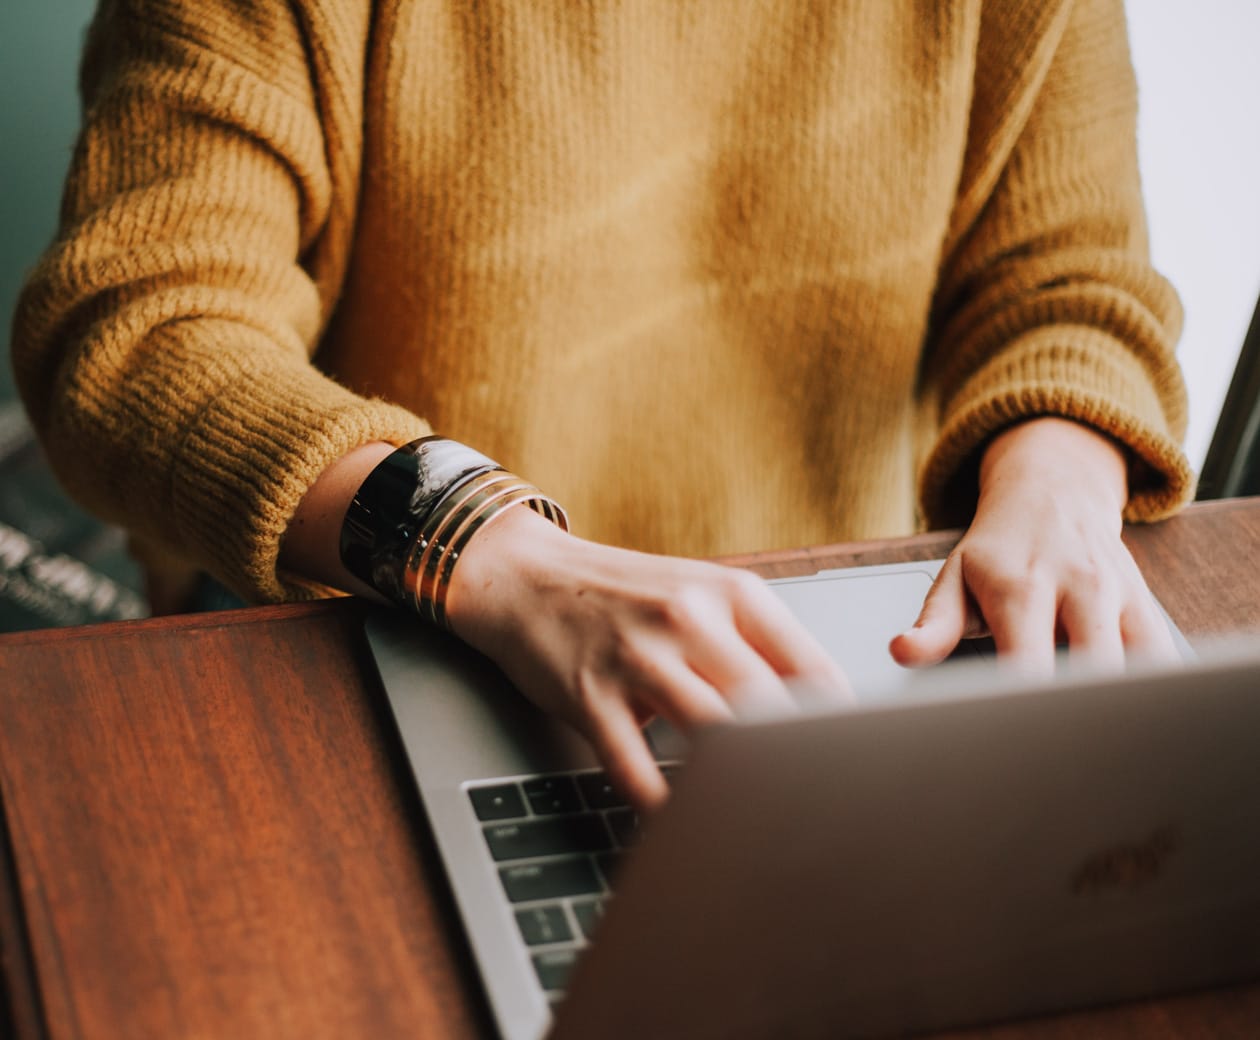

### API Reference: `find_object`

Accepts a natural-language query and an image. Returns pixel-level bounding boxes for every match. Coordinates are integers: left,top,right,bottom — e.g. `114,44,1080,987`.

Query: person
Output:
11,0,1193,809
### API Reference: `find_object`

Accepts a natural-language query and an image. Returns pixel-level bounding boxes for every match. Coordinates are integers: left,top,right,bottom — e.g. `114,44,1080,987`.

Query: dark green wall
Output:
2,1,97,405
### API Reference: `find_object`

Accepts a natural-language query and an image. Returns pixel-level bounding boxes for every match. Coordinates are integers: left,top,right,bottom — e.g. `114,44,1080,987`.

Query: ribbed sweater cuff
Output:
920,326,1195,529
166,352,429,604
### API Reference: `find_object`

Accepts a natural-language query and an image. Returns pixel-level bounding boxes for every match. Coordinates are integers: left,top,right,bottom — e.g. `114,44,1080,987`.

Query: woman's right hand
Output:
445,506,851,811
280,441,849,812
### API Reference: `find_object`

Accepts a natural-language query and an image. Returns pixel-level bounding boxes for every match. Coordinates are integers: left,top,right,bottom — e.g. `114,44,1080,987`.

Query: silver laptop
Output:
364,560,1257,1039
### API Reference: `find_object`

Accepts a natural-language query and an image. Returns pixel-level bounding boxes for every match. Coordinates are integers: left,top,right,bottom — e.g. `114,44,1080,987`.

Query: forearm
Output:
279,441,397,600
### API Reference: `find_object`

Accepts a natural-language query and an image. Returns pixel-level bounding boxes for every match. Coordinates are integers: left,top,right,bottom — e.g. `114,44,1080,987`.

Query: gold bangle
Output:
403,470,514,611
429,486,545,628
409,472,525,614
398,468,499,601
420,477,534,621
400,468,568,627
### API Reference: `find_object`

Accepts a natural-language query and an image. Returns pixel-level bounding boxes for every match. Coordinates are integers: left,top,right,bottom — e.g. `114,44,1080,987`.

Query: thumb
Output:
890,554,973,667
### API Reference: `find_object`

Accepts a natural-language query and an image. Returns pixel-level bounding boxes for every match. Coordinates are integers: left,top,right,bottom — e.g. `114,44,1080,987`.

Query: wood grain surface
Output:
1,498,1258,1039
0,603,494,1039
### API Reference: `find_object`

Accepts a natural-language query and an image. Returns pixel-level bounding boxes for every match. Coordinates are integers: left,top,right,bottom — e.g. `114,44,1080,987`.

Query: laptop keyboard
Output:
466,767,676,998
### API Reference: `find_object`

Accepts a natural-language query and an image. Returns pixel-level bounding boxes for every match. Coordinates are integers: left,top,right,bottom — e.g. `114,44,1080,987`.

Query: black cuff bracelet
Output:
339,437,499,605
339,436,568,622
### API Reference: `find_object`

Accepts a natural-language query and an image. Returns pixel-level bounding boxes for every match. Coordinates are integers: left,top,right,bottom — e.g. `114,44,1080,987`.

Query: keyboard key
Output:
484,814,613,862
571,898,605,940
606,808,641,847
515,905,573,946
500,858,603,902
533,948,579,992
575,772,627,810
468,783,527,821
522,775,582,815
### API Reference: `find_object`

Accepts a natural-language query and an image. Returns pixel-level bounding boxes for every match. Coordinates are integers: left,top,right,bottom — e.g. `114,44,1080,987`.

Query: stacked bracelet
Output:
339,436,568,627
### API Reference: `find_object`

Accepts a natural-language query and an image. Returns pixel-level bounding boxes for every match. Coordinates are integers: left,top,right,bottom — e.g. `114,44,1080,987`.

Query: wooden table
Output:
2,498,1259,1039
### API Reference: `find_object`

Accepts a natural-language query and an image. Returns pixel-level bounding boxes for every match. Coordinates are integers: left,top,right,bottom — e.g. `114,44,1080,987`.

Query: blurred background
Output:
1,1,145,631
2,1,1259,632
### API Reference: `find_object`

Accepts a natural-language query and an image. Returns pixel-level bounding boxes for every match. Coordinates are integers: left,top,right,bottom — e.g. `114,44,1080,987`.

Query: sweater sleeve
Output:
10,0,428,603
917,0,1193,530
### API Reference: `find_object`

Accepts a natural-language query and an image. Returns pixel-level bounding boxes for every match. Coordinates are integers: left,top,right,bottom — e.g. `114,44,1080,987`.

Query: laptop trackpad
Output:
770,567,970,699
647,565,972,757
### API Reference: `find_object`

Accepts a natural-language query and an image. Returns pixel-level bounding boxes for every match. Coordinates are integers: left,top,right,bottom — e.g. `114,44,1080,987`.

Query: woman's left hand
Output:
890,416,1179,674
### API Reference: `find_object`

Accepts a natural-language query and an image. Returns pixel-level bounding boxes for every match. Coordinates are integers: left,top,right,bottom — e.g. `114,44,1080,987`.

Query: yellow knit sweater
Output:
12,0,1192,603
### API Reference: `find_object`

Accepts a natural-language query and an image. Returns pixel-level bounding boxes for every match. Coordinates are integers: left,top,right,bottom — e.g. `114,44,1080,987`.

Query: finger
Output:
727,575,854,703
629,650,738,730
1110,550,1182,664
684,629,802,721
982,573,1058,677
1057,584,1125,673
1120,594,1181,664
580,696,670,813
890,553,981,667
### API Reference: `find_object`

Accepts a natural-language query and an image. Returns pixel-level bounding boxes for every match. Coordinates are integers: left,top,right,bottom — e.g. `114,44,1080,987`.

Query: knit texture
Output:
12,0,1192,603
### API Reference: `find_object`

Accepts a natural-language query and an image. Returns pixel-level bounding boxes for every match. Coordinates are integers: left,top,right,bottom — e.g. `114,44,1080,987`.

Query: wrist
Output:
979,417,1128,513
444,504,573,639
280,441,396,600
